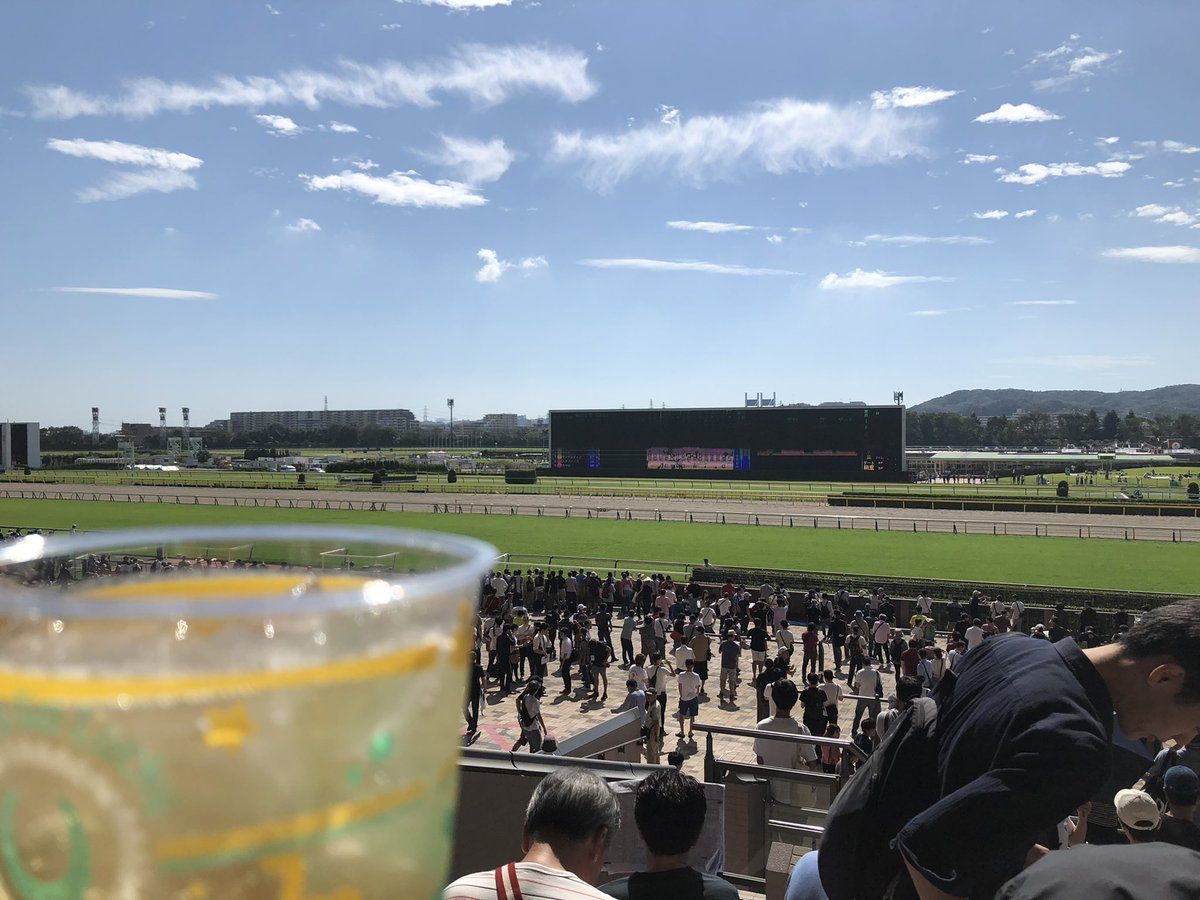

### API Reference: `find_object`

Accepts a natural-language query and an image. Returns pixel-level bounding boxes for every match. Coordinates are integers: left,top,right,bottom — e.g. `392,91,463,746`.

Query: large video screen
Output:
549,407,905,481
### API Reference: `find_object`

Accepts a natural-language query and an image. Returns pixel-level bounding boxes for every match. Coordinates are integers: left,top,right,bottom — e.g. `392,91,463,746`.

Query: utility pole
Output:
447,398,455,448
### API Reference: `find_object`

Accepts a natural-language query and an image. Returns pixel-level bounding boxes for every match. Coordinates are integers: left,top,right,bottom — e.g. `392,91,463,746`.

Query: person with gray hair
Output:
444,767,621,899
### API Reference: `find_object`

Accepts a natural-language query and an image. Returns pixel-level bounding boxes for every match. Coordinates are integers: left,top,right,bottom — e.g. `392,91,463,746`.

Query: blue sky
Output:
2,1,1198,428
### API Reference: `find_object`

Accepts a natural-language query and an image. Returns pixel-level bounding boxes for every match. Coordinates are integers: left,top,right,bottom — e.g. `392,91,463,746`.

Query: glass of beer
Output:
0,525,495,899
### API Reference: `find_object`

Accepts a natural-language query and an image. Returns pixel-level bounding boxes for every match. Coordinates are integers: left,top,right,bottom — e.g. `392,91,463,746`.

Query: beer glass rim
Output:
0,525,497,619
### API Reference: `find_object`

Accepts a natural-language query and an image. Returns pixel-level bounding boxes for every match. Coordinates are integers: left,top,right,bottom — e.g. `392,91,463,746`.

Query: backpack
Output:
516,692,535,729
818,670,957,900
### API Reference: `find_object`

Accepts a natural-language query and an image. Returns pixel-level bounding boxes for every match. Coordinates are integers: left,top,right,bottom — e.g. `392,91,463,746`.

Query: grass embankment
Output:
1,499,1197,595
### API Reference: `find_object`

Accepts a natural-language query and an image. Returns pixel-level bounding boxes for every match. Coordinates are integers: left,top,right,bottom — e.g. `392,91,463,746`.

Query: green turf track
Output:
1,498,1197,595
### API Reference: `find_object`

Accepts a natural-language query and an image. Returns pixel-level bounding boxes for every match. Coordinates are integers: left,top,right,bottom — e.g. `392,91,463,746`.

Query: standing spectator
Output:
964,618,985,651
750,622,769,679
872,615,892,666
558,628,574,695
516,617,535,682
495,624,516,695
850,657,882,736
845,626,867,685
511,678,547,753
876,675,923,741
718,630,742,702
755,680,818,809
531,623,552,680
597,602,614,655
800,624,820,678
828,612,847,671
647,653,674,727
1157,766,1200,850
777,620,796,661
465,650,486,738
676,659,702,741
588,637,610,702
443,767,620,899
889,629,907,678
599,770,738,899
900,639,921,678
821,670,843,727
820,725,843,775
689,627,712,697
799,673,828,739
620,611,638,666
627,654,648,691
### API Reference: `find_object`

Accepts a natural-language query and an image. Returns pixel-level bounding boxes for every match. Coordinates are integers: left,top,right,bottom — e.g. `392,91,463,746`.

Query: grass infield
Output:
1,498,1197,595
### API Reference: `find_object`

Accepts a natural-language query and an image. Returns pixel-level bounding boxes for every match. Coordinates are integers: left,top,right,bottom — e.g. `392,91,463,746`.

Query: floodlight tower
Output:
181,407,190,448
894,391,904,406
91,407,99,446
158,407,167,449
447,398,454,448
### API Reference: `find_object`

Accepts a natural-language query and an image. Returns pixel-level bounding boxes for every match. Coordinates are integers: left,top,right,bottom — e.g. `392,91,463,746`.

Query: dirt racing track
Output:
3,484,1199,543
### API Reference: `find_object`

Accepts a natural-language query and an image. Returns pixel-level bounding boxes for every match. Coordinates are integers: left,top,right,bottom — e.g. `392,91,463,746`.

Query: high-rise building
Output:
228,408,417,433
0,422,41,470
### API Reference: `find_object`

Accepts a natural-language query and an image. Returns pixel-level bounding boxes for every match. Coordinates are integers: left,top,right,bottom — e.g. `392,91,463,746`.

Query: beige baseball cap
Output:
1114,788,1161,831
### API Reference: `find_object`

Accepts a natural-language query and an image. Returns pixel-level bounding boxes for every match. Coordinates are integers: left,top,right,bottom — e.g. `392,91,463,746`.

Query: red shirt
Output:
901,648,921,676
801,631,819,654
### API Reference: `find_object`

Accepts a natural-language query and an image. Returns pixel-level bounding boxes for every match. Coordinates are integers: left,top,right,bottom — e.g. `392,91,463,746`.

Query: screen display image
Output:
549,407,905,481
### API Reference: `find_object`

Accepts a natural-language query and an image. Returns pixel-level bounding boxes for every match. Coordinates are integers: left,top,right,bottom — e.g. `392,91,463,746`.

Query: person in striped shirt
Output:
444,767,621,899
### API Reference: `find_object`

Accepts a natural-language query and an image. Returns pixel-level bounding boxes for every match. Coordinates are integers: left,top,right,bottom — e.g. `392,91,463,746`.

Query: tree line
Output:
906,410,1198,448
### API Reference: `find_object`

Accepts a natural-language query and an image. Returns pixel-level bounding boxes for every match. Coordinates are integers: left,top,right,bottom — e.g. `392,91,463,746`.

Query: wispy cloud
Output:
973,209,1008,220
285,217,321,233
870,86,959,109
863,233,991,246
998,161,1130,185
398,0,514,8
657,105,681,126
46,137,202,201
327,121,358,133
1162,140,1200,155
427,135,514,184
667,220,760,233
1014,209,1038,218
766,234,783,245
996,355,1149,370
1010,299,1076,306
1133,204,1198,227
255,113,303,135
974,103,1062,124
1102,246,1200,264
551,98,931,191
580,258,801,276
961,153,999,164
55,286,217,300
818,268,952,290
299,169,486,208
27,45,596,118
475,248,547,283
1029,38,1121,91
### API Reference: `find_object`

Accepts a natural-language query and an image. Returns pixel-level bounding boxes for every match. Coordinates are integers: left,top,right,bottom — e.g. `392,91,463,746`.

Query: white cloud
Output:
46,137,202,201
1102,246,1200,264
666,220,759,233
974,103,1062,124
1164,181,1185,189
657,104,680,126
766,234,783,245
285,217,321,233
864,233,991,246
328,121,358,133
1010,299,1076,306
381,23,403,30
349,159,379,171
961,153,999,164
475,248,547,282
427,135,514,183
255,113,302,135
579,258,801,276
997,355,1148,370
973,209,1008,219
911,309,947,316
818,268,952,290
1030,39,1121,91
1014,209,1038,218
1162,140,1200,155
46,137,202,170
870,86,959,109
998,160,1130,185
55,286,217,300
551,98,931,191
1134,204,1198,227
1098,136,1120,145
77,169,198,202
27,45,596,119
300,169,486,208
399,0,514,8
265,3,280,15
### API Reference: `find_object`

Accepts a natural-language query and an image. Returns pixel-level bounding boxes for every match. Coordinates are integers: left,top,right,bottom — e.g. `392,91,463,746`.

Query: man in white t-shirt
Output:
776,620,796,659
672,641,694,675
872,616,892,665
915,593,933,618
676,659,703,740
965,618,986,651
851,658,882,736
443,768,619,899
754,680,817,809
1009,598,1026,633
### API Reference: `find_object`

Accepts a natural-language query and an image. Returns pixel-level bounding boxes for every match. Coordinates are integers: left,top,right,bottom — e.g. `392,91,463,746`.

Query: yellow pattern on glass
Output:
0,641,440,705
75,574,386,602
201,703,256,751
258,853,363,900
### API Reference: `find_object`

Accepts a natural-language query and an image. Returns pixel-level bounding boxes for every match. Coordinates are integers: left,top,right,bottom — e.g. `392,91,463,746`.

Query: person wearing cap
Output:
1158,765,1200,850
1115,788,1161,843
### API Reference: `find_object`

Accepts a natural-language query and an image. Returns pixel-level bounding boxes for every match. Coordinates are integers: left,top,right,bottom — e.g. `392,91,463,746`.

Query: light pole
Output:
893,391,904,406
447,399,454,448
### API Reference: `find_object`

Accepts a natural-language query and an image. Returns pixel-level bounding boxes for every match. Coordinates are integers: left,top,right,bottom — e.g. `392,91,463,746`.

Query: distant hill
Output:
911,385,1200,417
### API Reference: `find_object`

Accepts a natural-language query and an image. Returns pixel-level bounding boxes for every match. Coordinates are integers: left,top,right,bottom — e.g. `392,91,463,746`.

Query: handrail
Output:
691,722,866,757
767,819,825,838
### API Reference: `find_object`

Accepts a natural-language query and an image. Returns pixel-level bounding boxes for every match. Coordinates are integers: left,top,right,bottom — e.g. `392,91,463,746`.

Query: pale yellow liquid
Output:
0,573,473,900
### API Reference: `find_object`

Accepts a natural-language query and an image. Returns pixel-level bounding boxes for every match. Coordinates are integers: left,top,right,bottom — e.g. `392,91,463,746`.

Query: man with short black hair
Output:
599,769,738,899
444,768,620,899
1158,765,1200,850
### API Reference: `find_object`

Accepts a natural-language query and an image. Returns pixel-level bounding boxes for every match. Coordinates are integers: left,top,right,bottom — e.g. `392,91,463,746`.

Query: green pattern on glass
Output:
0,791,92,900
368,732,394,764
